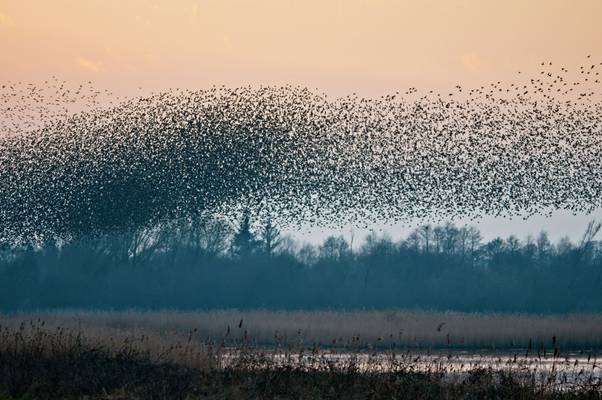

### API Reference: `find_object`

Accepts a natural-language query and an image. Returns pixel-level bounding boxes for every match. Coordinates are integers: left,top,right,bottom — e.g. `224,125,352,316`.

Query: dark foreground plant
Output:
0,323,600,400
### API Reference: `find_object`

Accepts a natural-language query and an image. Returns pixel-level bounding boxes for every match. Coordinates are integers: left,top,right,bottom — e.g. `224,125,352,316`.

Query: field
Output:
2,310,602,350
1,310,602,399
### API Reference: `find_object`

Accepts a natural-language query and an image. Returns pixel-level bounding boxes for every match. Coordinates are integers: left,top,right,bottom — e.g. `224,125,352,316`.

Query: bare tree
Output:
577,220,601,261
416,224,432,253
442,222,459,255
579,220,601,250
433,226,445,254
556,236,574,255
319,236,351,261
176,215,231,255
405,231,421,253
536,231,553,265
297,243,318,265
506,235,521,254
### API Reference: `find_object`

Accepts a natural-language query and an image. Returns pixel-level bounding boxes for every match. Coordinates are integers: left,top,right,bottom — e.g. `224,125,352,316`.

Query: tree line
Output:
1,214,601,313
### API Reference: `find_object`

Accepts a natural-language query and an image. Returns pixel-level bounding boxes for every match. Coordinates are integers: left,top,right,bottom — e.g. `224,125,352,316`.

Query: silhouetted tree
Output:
297,243,318,265
319,236,351,261
416,225,432,253
231,209,258,258
259,218,281,256
1,220,602,313
536,231,553,266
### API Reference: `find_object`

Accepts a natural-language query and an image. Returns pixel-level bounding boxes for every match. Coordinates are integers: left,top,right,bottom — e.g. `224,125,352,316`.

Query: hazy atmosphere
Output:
1,1,602,398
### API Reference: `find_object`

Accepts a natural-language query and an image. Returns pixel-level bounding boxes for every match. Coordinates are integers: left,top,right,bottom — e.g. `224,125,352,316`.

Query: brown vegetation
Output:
0,316,601,399
3,310,602,350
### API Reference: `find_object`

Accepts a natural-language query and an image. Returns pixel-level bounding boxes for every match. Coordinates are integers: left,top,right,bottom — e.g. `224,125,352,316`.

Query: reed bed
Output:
3,309,602,350
0,317,601,399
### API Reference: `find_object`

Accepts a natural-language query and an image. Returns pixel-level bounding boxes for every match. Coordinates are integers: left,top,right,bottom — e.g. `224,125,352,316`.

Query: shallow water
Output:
220,348,602,388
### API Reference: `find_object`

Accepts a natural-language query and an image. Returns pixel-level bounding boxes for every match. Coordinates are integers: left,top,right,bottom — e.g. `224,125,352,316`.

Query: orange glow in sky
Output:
2,1,602,242
1,0,601,96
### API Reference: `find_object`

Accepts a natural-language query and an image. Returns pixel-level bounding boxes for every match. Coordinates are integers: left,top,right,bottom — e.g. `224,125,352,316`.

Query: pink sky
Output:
2,0,601,242
2,0,601,96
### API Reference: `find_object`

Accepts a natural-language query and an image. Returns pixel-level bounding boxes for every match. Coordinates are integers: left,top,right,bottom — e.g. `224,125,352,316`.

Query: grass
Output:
0,320,602,400
3,309,602,350
1,311,602,399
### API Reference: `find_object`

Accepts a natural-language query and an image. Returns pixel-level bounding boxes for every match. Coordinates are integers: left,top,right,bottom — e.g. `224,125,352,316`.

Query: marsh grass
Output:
1,312,602,399
3,310,602,350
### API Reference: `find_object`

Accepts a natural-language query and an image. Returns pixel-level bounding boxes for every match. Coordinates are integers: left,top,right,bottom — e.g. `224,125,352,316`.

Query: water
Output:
220,348,602,388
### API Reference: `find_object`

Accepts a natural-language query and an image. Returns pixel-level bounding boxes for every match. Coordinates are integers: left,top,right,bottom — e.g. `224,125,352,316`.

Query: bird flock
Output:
1,59,601,246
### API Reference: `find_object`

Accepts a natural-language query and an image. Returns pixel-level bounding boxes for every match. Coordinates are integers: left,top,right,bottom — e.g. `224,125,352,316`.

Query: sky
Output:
1,0,602,244
2,0,602,96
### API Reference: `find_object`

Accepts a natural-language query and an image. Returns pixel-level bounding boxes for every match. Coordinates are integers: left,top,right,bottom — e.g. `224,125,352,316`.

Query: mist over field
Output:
1,218,602,313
